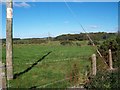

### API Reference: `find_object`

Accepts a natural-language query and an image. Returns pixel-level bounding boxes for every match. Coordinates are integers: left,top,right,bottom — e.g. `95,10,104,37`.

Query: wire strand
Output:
63,0,108,66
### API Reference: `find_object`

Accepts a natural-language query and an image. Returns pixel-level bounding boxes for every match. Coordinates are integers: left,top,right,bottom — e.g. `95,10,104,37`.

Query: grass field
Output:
2,41,96,88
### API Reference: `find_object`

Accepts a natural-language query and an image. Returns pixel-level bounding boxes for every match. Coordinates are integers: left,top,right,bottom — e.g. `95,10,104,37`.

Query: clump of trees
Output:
1,32,116,47
1,32,116,45
54,32,116,41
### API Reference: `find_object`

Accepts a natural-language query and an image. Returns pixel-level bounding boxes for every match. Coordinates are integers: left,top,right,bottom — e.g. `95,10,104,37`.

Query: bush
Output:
84,37,120,89
98,39,118,67
84,71,119,89
60,41,74,46
76,42,81,46
88,41,100,46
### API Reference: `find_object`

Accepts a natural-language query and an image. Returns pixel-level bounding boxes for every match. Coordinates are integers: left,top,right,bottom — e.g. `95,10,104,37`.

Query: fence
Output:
0,49,113,89
0,62,6,89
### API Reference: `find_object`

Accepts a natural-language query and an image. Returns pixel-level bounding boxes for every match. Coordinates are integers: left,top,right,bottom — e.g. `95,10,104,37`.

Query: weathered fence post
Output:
2,63,7,89
0,61,2,89
109,49,113,69
0,62,7,90
6,0,13,80
91,54,96,76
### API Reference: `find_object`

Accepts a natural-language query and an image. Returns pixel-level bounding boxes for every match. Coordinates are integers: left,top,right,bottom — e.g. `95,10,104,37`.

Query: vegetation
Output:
1,32,116,45
84,70,119,89
54,32,115,41
2,41,95,88
60,41,74,46
87,40,100,46
84,33,119,89
2,32,118,88
98,39,118,67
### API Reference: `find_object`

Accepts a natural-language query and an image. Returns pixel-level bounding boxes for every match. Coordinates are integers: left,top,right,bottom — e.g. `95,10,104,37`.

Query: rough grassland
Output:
2,42,96,88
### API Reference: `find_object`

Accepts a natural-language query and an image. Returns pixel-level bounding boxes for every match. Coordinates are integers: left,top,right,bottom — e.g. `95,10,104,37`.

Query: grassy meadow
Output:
2,41,96,88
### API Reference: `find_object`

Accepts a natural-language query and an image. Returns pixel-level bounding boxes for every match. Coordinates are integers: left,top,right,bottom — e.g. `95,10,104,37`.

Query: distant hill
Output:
1,32,116,44
54,32,116,41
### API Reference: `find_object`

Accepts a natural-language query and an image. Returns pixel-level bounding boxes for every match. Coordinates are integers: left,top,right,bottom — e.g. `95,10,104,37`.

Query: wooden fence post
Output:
109,49,113,69
6,0,13,80
0,62,7,90
91,54,96,76
2,63,7,89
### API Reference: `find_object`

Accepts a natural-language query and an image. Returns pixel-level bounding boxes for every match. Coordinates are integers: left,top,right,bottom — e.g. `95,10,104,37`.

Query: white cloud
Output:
31,0,37,2
89,25,99,29
13,2,31,8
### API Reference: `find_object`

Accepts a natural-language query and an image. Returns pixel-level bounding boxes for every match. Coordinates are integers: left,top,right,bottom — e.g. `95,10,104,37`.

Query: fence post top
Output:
92,54,96,57
6,0,12,2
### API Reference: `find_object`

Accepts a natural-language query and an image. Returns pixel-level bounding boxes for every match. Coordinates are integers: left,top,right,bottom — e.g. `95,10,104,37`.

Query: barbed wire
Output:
0,57,90,69
37,74,84,88
63,0,109,67
40,57,89,63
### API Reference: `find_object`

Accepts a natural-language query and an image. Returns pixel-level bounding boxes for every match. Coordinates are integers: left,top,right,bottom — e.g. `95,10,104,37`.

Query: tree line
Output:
1,32,116,44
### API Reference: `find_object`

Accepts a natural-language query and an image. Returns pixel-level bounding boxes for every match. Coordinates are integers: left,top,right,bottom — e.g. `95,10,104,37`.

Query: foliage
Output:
84,35,120,89
98,39,118,67
1,32,116,45
54,32,116,41
67,63,80,85
87,40,100,46
13,39,48,44
54,33,87,41
60,41,74,46
84,71,119,89
76,42,81,46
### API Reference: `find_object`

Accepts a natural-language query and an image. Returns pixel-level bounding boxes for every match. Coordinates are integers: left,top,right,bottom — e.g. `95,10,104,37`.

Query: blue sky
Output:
1,2,118,38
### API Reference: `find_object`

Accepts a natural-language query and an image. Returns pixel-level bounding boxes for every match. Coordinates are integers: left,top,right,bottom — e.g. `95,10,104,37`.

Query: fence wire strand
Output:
63,0,108,67
1,1,111,88
37,74,82,88
0,57,89,69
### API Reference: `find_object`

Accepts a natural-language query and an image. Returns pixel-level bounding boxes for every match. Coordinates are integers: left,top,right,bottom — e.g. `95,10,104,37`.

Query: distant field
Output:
2,41,96,88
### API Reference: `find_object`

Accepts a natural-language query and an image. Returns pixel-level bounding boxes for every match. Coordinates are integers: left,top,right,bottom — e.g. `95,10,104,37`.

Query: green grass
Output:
2,41,96,88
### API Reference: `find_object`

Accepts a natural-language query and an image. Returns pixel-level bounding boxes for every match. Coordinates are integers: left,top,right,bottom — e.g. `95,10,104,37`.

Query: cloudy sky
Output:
1,1,118,38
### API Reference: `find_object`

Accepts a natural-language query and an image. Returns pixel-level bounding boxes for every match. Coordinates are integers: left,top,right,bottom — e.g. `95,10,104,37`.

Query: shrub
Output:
84,71,119,89
60,41,74,46
87,41,100,46
66,63,80,86
98,39,118,67
76,42,81,46
84,37,120,89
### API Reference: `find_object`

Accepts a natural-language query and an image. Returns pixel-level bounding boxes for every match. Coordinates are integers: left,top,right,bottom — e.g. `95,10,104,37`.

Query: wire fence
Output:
1,1,112,89
64,0,108,67
0,55,90,89
37,74,83,88
0,56,90,69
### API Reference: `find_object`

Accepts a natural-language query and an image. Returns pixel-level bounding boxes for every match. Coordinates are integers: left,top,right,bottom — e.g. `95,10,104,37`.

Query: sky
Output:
1,0,120,2
1,2,118,38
